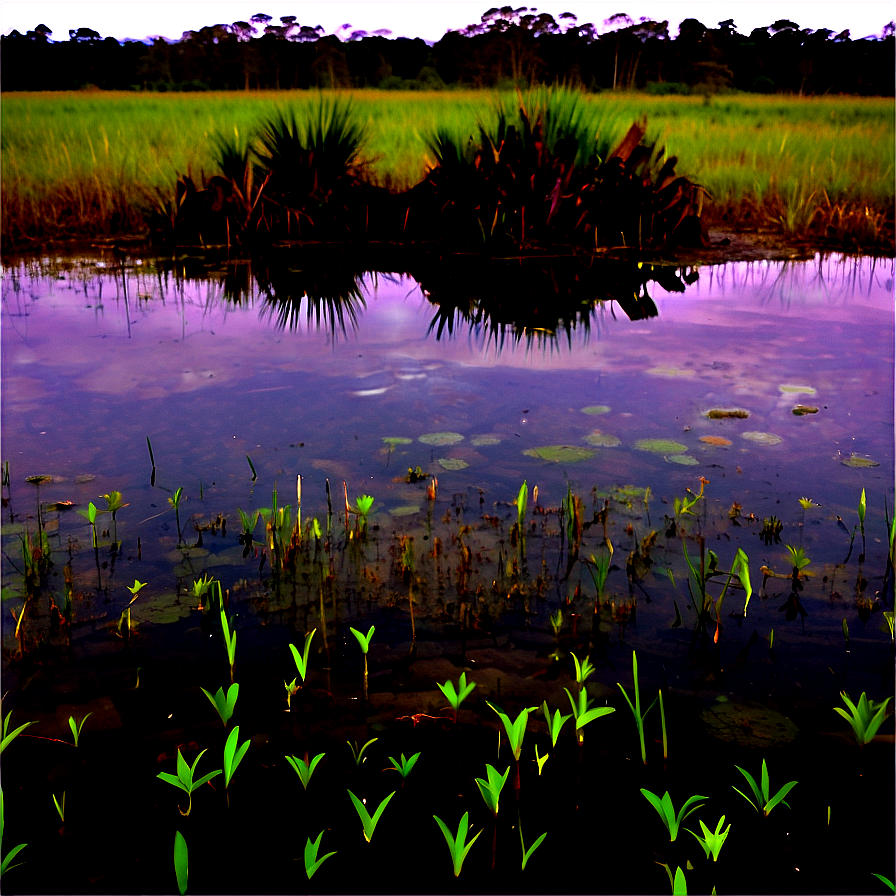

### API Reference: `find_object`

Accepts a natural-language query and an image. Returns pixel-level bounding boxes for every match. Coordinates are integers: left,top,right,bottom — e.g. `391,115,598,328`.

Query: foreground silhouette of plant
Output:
173,831,188,896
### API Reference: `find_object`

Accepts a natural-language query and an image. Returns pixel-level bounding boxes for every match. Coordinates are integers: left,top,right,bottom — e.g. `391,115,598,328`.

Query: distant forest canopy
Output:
2,8,894,95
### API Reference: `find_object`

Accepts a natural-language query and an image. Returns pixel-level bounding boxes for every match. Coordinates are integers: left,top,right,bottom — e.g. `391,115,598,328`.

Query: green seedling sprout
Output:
517,480,528,530
286,752,326,789
673,866,688,895
658,689,668,764
1,706,36,754
174,831,188,896
549,608,563,638
220,606,237,683
564,686,615,745
541,701,572,747
486,701,537,762
884,611,894,645
872,873,896,893
284,678,300,710
354,494,374,518
289,628,316,684
475,763,510,817
784,544,811,572
1,790,27,876
858,487,866,556
222,726,250,797
733,759,797,816
347,790,395,842
834,691,893,747
437,672,477,724
68,713,91,747
199,683,239,727
640,789,708,841
519,820,547,871
617,651,658,764
52,792,65,824
350,625,375,700
190,574,215,609
127,579,146,602
571,653,595,688
587,550,612,608
157,748,222,816
433,812,481,877
304,831,337,880
168,487,184,544
347,737,378,767
385,752,421,780
686,815,731,861
534,744,549,776
77,501,99,548
100,490,128,544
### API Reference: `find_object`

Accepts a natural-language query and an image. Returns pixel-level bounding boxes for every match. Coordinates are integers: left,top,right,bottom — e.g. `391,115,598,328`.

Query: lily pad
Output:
841,454,880,468
666,454,699,466
699,436,732,446
390,505,421,517
779,384,816,395
130,591,193,626
382,437,413,447
523,445,595,463
701,699,799,747
646,366,695,378
580,405,611,416
705,408,749,419
584,431,621,447
471,436,502,446
419,432,464,446
438,458,469,471
791,405,819,415
741,432,783,446
634,438,688,454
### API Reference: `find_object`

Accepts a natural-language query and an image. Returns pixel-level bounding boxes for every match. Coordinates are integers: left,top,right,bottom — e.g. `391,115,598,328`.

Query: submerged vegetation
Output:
1,89,893,251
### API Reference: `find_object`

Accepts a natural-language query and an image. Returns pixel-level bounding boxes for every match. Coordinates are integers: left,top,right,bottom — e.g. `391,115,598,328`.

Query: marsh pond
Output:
1,250,893,895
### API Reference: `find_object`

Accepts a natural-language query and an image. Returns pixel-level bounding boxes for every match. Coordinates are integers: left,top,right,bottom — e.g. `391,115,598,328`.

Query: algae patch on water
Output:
523,445,595,463
419,432,464,446
841,454,880,468
580,405,611,416
438,457,469,471
699,435,732,446
741,431,783,446
779,384,816,395
666,454,699,466
634,438,688,454
705,408,750,419
584,431,621,447
792,405,819,415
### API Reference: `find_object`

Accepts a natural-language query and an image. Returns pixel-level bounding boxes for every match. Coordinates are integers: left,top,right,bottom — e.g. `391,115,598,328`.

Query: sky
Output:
0,0,892,43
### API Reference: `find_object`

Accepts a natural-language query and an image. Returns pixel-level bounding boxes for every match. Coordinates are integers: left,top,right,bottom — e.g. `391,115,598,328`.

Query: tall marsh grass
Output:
1,90,893,246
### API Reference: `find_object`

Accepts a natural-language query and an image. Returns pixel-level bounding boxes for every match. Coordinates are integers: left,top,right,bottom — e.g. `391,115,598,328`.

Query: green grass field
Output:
2,89,893,247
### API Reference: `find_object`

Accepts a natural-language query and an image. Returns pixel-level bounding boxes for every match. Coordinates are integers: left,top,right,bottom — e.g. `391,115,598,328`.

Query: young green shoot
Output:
385,752,421,780
168,487,184,544
350,625,375,699
518,820,547,871
640,789,708,841
101,490,129,544
174,831,188,896
0,790,27,876
347,737,378,767
533,744,549,776
78,501,99,548
834,691,893,747
541,701,572,747
286,752,326,789
437,672,477,723
347,790,395,842
157,748,222,816
486,702,537,763
784,544,811,572
433,812,481,877
686,815,731,861
564,687,615,745
289,628,317,685
587,551,612,608
68,713,92,747
222,726,250,794
549,608,563,638
658,689,668,764
475,763,510,817
304,831,337,880
871,873,896,893
199,683,239,727
571,653,596,689
52,792,65,825
733,759,797,816
1,707,36,753
220,606,237,683
617,651,658,764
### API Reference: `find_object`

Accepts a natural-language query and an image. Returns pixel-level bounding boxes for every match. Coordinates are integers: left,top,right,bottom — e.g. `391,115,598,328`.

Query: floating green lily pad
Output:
130,591,193,626
584,431,621,447
741,432,783,446
705,408,750,419
701,699,799,747
382,437,413,447
471,436,501,446
523,445,595,463
634,438,688,454
419,432,464,446
438,458,469,471
841,454,880,468
580,405,611,416
390,505,421,517
666,454,699,466
779,384,816,395
791,406,819,415
646,366,695,378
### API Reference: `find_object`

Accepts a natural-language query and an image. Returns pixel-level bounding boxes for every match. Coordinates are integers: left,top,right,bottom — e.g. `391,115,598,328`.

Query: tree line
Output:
2,8,893,95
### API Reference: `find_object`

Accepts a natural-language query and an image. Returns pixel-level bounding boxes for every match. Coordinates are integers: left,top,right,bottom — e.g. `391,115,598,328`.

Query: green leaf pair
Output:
733,759,797,816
